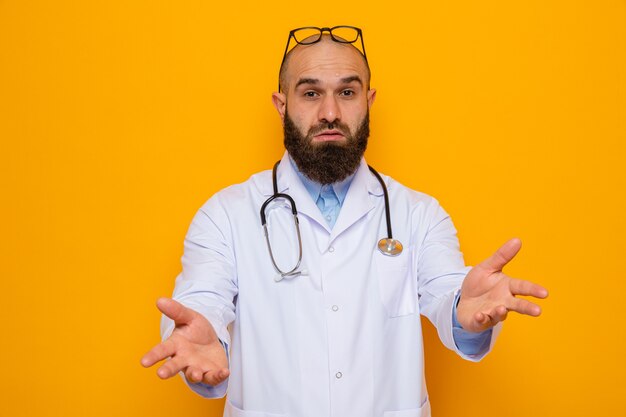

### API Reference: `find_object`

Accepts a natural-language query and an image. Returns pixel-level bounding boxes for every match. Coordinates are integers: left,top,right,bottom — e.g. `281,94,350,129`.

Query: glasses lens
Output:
330,26,359,43
293,28,322,44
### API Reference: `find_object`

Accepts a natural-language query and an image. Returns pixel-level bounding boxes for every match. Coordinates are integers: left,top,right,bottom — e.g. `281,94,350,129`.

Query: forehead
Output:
285,40,368,87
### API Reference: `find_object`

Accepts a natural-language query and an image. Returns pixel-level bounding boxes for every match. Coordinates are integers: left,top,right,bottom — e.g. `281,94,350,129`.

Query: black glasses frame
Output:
278,26,368,92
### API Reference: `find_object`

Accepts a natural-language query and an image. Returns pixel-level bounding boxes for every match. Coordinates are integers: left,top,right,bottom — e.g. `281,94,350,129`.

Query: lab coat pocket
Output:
225,400,287,417
375,250,416,317
383,397,430,417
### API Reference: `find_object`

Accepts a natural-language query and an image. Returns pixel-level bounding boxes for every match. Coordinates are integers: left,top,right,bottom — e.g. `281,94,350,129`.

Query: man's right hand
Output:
141,298,230,386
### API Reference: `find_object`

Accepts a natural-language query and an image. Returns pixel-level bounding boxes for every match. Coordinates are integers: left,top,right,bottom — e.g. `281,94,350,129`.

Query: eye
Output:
339,89,355,97
303,91,319,98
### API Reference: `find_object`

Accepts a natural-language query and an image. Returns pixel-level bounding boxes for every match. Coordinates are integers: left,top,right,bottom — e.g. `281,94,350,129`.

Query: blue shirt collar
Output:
288,155,355,205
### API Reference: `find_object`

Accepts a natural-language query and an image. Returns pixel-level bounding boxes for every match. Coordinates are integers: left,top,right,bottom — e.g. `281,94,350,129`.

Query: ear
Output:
271,92,287,123
367,88,377,109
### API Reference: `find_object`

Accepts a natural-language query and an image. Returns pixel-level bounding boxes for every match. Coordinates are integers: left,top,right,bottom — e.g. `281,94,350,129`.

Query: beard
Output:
283,110,370,185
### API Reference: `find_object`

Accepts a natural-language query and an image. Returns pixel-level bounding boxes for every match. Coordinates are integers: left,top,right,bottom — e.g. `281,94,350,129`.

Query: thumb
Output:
478,238,522,272
156,297,197,325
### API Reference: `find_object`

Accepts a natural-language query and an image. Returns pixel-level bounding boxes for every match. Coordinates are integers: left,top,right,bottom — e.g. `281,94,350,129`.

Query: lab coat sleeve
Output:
160,193,238,398
415,199,501,362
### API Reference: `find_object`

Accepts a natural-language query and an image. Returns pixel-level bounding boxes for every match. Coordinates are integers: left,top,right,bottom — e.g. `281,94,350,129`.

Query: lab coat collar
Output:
259,152,290,196
260,151,385,235
261,151,331,231
330,157,383,241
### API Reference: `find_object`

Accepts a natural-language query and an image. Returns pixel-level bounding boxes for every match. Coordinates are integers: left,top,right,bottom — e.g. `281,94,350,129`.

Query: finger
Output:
478,238,522,272
508,297,542,317
474,306,507,328
185,366,204,384
509,278,549,298
491,305,508,323
474,311,488,325
141,340,176,368
202,368,230,386
156,297,197,325
473,311,494,330
157,356,187,379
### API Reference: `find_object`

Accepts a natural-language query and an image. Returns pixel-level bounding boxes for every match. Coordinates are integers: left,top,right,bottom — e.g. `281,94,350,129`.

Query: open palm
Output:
141,298,229,386
456,238,549,333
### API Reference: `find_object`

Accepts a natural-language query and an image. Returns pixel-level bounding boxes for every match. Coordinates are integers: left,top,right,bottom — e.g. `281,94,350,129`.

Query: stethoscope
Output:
260,161,403,281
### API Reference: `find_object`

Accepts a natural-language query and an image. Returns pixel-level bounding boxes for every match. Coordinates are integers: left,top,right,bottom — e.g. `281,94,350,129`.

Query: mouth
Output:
312,129,346,143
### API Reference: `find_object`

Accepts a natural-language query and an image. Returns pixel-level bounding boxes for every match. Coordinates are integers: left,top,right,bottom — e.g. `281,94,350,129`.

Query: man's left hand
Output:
456,238,549,333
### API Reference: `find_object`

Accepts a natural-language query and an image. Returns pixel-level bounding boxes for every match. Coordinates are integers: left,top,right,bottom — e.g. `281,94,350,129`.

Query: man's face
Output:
272,38,376,184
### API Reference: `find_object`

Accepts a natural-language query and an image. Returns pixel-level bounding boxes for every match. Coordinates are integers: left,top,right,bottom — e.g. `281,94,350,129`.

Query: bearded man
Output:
142,26,548,417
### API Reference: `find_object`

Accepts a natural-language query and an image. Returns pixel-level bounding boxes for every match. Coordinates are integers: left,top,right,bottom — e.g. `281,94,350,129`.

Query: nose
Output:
318,95,341,124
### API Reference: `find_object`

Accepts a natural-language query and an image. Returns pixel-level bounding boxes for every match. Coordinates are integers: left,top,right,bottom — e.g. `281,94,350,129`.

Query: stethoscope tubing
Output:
367,165,393,241
260,160,402,280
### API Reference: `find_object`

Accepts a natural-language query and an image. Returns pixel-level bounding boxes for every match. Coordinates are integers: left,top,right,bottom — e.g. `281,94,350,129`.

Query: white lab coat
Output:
162,152,499,417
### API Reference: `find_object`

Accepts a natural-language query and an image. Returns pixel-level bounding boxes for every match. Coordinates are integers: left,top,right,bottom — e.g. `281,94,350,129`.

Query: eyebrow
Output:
295,78,319,89
340,75,363,86
294,75,364,89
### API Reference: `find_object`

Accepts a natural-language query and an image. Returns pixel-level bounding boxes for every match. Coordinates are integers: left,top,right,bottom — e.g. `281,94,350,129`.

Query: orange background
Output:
1,1,625,416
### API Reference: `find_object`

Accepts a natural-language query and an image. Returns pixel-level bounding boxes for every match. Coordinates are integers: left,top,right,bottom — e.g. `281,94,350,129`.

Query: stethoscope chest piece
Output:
378,238,403,256
262,160,404,277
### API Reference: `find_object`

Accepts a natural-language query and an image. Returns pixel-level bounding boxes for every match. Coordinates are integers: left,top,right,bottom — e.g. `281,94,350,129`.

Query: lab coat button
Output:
335,372,342,379
331,305,339,312
328,246,335,253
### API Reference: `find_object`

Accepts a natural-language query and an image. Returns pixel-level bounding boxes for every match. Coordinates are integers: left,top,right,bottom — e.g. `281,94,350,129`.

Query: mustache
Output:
307,121,350,138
